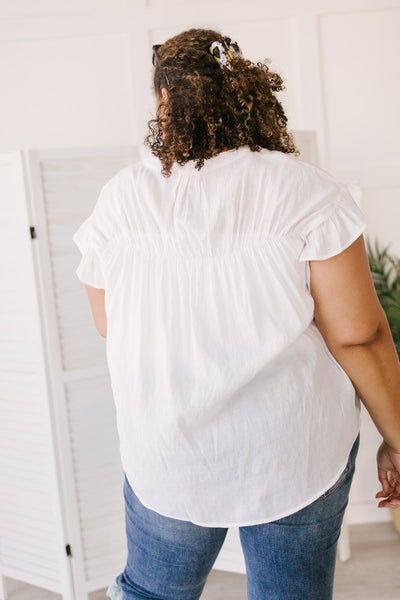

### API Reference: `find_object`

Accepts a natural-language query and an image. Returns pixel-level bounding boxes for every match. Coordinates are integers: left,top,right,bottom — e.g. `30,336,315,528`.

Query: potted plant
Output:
366,235,400,533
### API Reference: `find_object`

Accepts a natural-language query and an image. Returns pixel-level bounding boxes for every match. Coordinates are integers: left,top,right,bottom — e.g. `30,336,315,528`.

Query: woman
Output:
73,28,400,600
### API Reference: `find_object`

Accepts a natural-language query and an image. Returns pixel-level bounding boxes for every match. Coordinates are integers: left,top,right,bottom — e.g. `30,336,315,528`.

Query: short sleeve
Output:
72,182,113,289
297,167,367,262
72,215,107,288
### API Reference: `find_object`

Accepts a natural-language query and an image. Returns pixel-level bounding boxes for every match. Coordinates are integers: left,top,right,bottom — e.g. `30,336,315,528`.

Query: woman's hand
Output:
376,441,400,508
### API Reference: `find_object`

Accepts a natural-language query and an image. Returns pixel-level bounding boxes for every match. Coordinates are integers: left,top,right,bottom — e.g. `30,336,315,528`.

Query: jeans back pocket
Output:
320,433,360,499
321,461,351,498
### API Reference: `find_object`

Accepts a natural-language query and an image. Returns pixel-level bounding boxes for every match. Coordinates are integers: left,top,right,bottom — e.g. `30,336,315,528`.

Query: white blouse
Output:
72,144,367,527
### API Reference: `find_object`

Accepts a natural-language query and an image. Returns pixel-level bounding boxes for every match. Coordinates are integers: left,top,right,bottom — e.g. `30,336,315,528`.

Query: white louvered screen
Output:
38,146,138,590
0,146,138,600
40,148,139,373
0,152,42,372
0,375,62,590
64,375,126,585
0,152,67,595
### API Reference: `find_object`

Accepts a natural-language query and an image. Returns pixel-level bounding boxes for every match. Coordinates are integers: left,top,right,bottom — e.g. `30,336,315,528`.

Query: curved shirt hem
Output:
124,429,360,528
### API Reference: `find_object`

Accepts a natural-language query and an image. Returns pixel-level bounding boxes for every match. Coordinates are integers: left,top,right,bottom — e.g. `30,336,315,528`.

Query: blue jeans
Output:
107,433,360,600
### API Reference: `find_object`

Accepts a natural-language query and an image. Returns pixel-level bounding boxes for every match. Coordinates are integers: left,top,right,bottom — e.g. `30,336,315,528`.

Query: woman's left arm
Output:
85,285,107,337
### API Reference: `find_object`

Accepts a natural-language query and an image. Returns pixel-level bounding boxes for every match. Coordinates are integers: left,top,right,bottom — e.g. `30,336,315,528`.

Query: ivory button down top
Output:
72,144,367,527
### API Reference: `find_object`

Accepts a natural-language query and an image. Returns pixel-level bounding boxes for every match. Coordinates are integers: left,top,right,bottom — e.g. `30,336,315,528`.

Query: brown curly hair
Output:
144,27,299,177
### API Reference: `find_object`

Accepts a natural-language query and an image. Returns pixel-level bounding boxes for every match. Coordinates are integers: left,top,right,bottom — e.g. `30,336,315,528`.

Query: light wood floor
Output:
3,521,400,599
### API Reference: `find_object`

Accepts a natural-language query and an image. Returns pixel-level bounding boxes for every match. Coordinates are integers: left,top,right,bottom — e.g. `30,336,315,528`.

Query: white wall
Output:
1,0,399,525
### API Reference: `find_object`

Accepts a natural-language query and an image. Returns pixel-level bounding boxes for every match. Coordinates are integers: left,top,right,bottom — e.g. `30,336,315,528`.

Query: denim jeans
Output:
106,432,360,600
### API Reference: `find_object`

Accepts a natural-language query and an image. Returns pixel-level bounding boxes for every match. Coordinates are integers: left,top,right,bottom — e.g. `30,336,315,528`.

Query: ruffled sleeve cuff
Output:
298,195,367,262
72,216,106,289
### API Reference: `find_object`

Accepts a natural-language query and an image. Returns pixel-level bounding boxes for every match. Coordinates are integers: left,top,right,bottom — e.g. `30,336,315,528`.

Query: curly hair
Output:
144,27,299,177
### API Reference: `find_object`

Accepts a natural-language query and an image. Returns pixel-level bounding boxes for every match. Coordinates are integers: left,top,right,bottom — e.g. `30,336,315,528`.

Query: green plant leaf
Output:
366,234,400,358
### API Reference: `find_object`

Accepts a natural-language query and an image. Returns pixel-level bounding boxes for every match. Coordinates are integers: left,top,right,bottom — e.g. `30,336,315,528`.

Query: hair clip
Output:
209,39,243,70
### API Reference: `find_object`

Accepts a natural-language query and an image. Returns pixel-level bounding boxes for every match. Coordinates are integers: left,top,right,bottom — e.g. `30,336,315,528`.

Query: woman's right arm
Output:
309,233,400,508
